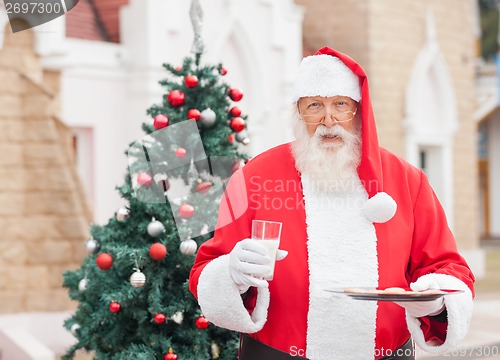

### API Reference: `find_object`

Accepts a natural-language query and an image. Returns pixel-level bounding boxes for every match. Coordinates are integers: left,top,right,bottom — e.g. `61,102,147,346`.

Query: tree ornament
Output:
180,239,198,255
228,88,243,102
211,341,221,359
219,66,227,76
137,172,153,187
85,238,100,254
154,173,171,192
227,134,235,144
195,181,212,193
149,243,167,260
175,66,183,71
200,223,210,236
154,313,166,324
78,278,88,291
185,75,199,88
195,315,209,329
175,148,187,158
109,301,121,313
235,131,251,145
167,90,186,107
171,311,184,324
232,160,244,172
230,117,245,132
70,323,80,336
116,207,130,222
178,203,195,219
164,348,178,360
130,269,146,288
153,114,169,130
229,106,242,117
96,253,113,270
147,219,165,237
200,108,216,127
187,108,201,121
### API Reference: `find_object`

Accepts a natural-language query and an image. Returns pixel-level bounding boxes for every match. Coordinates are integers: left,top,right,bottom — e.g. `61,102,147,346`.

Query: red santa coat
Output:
189,47,474,359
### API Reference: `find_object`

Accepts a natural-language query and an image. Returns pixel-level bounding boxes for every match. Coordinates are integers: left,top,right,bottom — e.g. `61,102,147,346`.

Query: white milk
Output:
254,239,280,280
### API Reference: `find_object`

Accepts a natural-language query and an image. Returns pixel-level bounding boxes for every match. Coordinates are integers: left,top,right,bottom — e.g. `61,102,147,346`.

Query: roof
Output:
65,0,129,43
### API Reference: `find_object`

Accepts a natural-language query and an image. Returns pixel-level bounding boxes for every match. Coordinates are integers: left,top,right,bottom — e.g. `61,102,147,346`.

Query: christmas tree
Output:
62,2,249,359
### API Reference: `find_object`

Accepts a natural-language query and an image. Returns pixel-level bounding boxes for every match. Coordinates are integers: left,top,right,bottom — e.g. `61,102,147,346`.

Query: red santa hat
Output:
291,54,362,103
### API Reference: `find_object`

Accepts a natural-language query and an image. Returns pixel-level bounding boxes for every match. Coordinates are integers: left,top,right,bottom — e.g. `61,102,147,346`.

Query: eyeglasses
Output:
298,98,358,125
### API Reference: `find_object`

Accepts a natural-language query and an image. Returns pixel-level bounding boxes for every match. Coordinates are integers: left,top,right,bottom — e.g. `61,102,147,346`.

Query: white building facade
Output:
1,0,303,225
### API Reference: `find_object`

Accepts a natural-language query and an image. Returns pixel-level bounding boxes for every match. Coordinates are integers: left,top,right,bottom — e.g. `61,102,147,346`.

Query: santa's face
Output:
297,96,358,146
292,96,362,189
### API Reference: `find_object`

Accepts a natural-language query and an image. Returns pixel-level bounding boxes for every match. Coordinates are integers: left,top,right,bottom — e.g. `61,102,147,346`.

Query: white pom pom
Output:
363,192,397,223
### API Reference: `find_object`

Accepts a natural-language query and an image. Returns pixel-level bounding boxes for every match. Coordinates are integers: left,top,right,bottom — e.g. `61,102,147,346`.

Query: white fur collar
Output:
302,175,379,359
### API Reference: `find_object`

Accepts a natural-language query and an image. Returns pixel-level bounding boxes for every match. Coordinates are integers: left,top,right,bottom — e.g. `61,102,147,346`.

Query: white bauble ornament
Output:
200,108,216,127
78,278,88,291
171,311,184,324
116,207,130,222
235,131,250,145
147,219,165,237
85,238,100,254
130,269,146,288
179,239,198,255
70,323,80,336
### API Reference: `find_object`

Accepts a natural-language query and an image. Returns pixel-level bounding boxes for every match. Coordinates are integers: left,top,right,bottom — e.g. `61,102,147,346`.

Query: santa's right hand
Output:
229,238,271,293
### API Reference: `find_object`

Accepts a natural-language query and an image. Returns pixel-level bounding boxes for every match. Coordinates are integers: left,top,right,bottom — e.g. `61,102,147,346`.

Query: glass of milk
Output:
251,220,282,280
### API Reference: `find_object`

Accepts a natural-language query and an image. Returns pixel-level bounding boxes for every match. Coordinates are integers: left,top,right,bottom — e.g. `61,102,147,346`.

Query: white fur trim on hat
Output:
197,254,270,333
363,192,397,223
291,54,361,103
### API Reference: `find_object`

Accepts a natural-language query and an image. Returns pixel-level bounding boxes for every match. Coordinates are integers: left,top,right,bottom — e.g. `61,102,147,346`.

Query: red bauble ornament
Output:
137,173,153,187
96,253,113,270
175,148,187,158
229,106,242,117
149,243,167,260
185,75,199,88
230,117,245,132
196,182,212,193
153,114,169,130
228,88,243,102
167,90,186,107
187,108,201,121
179,203,195,219
228,134,235,144
175,66,182,71
232,160,242,172
154,313,166,324
164,349,178,360
109,301,121,313
219,67,227,76
195,315,209,329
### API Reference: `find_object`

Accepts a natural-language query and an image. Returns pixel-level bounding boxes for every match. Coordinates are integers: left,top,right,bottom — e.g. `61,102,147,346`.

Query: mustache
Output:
314,125,352,139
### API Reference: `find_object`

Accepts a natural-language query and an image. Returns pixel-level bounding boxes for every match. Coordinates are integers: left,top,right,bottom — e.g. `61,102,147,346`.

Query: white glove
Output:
229,238,288,294
395,277,445,318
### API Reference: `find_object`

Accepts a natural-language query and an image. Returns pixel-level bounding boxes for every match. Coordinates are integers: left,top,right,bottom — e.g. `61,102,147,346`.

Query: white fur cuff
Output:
406,273,473,354
197,254,270,333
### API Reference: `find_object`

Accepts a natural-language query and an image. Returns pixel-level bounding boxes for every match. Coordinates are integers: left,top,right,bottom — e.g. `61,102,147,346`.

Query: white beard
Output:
291,114,362,193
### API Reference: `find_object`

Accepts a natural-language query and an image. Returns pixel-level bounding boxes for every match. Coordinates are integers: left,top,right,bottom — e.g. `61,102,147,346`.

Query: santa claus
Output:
189,47,474,360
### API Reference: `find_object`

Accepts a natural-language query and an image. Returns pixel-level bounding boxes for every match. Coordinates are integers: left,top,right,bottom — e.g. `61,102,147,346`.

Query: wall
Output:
490,113,500,237
0,21,90,314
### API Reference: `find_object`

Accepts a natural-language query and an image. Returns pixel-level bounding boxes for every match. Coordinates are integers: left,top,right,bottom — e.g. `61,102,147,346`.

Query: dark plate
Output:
324,288,464,302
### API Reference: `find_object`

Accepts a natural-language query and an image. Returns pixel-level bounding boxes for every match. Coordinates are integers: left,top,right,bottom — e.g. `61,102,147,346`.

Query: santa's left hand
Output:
394,276,445,318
